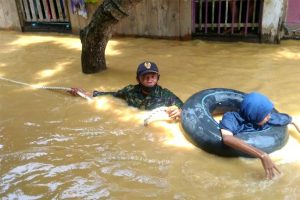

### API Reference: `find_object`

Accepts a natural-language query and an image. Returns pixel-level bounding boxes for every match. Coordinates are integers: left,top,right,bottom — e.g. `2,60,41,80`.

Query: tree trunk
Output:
80,0,143,74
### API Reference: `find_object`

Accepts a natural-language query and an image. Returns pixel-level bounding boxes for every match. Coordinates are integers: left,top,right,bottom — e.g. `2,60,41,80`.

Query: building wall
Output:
68,0,103,35
261,0,286,43
285,0,300,32
113,0,192,40
0,0,21,31
0,0,295,43
69,0,192,40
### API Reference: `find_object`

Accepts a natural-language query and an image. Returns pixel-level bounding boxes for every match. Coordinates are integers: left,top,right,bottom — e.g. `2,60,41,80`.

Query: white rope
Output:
0,76,93,101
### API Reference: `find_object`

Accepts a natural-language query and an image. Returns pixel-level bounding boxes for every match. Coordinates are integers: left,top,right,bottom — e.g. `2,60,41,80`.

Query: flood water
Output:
1,31,300,199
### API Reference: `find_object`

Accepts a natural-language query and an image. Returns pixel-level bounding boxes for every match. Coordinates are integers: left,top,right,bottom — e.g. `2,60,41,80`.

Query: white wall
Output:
261,0,286,43
0,0,22,30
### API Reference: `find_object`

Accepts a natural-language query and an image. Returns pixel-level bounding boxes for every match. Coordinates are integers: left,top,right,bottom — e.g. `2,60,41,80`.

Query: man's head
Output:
136,61,160,90
136,61,159,79
240,92,274,125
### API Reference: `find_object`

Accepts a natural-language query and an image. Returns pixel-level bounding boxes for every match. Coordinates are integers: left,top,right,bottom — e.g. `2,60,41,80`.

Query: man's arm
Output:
93,91,116,97
163,89,183,120
166,105,181,120
69,88,92,97
69,88,118,98
221,129,280,179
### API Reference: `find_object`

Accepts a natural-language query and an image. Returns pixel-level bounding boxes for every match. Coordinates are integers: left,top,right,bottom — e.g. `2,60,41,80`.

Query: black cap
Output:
136,61,159,78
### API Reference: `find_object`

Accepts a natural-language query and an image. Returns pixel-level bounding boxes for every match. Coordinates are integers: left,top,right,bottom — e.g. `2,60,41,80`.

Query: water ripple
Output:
24,122,41,127
30,135,73,145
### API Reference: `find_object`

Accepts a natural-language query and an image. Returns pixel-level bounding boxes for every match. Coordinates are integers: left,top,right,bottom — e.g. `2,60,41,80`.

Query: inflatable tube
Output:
181,88,289,157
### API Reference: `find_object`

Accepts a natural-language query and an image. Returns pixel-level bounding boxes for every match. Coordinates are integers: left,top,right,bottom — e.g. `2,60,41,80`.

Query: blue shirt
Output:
219,111,292,135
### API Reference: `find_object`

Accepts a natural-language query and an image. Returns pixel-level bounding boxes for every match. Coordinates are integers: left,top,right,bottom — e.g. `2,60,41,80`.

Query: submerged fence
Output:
19,0,69,22
193,0,263,36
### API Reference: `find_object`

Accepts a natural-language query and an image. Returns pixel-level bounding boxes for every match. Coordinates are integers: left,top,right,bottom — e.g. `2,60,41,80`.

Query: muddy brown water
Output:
1,31,300,199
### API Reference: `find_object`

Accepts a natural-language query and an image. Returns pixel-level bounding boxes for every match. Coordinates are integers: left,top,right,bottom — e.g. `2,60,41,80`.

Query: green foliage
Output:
84,0,99,3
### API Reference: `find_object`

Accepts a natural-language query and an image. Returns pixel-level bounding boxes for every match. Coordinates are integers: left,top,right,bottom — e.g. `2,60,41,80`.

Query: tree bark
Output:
80,0,143,74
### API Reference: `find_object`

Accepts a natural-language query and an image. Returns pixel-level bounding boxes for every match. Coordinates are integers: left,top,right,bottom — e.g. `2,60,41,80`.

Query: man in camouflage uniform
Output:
71,61,183,119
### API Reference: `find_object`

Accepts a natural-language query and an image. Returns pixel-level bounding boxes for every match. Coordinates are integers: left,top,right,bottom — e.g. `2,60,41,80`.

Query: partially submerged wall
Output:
68,1,103,35
113,0,192,40
70,0,192,40
284,0,300,37
261,0,286,43
0,0,21,31
0,0,291,43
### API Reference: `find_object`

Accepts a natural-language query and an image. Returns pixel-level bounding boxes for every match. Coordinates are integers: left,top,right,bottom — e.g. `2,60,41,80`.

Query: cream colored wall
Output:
0,0,21,31
261,0,287,43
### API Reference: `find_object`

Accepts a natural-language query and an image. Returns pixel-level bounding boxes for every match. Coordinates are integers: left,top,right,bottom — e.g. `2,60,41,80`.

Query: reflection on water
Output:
1,31,300,199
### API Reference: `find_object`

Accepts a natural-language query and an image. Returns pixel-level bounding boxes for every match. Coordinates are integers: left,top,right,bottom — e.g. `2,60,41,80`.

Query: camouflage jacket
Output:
93,84,183,110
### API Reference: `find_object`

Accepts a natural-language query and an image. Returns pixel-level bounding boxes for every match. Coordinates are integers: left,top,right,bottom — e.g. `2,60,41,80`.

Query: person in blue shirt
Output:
220,92,300,179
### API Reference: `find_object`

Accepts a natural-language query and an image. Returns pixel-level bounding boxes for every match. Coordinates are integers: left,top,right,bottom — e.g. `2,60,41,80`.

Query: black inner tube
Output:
181,88,289,157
